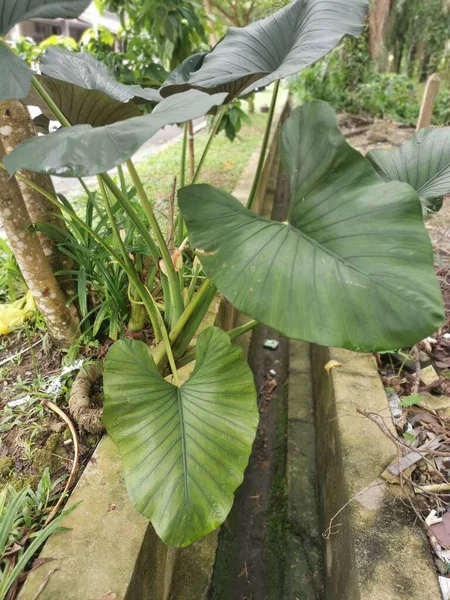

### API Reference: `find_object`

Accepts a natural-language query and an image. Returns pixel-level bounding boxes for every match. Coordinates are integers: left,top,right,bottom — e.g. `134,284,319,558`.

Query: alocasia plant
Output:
1,0,449,548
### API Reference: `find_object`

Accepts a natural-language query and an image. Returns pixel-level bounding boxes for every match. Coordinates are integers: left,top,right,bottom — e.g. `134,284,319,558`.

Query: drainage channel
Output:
209,162,324,600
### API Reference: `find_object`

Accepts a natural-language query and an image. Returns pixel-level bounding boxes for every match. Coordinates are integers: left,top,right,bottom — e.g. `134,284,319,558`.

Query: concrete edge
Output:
311,345,441,600
19,92,291,600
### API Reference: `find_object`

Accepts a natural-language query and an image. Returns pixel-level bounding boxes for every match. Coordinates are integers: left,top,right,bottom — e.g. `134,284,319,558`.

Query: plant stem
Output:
97,176,162,340
149,295,180,385
247,80,280,210
151,278,216,367
169,279,215,344
177,122,189,245
228,319,258,340
117,165,127,196
126,159,184,325
100,172,160,260
180,121,188,189
192,105,227,184
31,77,71,127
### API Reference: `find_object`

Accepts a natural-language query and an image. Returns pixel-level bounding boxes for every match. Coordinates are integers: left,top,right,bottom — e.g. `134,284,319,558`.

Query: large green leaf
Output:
367,128,450,214
23,75,142,127
40,48,162,104
0,0,91,35
4,90,227,177
160,0,368,99
0,44,33,101
103,327,258,547
179,102,444,352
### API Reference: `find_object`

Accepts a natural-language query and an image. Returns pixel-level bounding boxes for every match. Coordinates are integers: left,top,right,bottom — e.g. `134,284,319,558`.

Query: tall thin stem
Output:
180,121,188,189
101,172,160,260
247,80,280,210
177,122,189,245
126,159,184,325
228,319,258,340
31,77,71,128
192,106,227,184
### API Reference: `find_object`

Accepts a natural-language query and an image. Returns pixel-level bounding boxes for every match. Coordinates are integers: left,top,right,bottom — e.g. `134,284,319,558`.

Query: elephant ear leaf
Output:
0,45,33,102
23,76,142,127
103,327,258,547
40,47,162,104
0,1,91,101
179,101,444,352
367,128,450,215
161,0,368,99
0,0,91,35
4,89,227,177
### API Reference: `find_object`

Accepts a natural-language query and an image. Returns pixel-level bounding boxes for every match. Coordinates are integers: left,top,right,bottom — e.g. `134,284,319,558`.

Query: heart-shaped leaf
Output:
40,47,162,104
367,128,450,214
0,44,33,101
23,75,142,127
179,102,444,352
0,0,91,35
103,327,258,547
4,90,227,177
161,0,368,99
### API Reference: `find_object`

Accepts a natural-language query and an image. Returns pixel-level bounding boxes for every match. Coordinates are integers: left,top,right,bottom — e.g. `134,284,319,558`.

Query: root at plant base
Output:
69,365,104,434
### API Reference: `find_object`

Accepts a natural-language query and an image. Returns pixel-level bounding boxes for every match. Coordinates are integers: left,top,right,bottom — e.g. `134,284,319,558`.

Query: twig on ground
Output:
40,400,79,524
412,345,421,394
31,568,60,600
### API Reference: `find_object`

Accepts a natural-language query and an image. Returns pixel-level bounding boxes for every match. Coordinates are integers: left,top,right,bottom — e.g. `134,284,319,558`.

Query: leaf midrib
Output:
176,388,189,505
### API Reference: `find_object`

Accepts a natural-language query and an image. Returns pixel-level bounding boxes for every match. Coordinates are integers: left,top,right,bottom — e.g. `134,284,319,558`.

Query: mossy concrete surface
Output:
312,345,440,600
285,341,323,599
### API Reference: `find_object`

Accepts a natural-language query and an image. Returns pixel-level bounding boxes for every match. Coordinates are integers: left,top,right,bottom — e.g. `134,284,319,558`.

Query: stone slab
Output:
285,341,323,599
312,344,441,600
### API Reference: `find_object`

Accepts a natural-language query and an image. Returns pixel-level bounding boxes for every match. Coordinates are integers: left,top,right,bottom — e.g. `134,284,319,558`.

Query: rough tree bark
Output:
0,101,72,274
0,137,78,346
369,0,391,71
203,0,218,46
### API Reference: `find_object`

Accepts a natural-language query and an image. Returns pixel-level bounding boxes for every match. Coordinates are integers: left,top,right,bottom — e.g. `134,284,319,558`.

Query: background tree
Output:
385,0,450,80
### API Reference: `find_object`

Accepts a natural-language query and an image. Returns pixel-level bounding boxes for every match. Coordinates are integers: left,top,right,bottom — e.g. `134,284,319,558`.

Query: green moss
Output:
0,457,14,482
32,433,67,473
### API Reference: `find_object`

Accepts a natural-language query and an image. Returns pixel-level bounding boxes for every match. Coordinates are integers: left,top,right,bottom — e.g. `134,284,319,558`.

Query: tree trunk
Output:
369,0,391,71
0,102,71,271
0,138,78,347
203,0,218,47
188,120,195,183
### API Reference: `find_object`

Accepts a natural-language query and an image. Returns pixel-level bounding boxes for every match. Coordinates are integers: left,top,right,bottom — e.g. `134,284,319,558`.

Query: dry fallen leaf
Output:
325,360,343,375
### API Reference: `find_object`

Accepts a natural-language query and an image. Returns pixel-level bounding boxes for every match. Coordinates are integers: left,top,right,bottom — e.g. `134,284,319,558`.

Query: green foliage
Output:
0,240,24,303
0,470,73,600
103,326,258,547
179,102,444,351
367,128,450,215
386,0,450,81
215,100,251,142
290,34,450,126
97,0,207,70
4,90,227,177
161,0,367,99
0,0,90,101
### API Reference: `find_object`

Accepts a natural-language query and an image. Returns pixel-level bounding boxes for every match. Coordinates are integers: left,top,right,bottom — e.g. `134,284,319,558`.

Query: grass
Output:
138,113,267,202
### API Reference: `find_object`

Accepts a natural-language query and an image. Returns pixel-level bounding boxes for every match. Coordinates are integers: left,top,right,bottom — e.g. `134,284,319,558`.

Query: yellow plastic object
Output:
0,291,36,335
